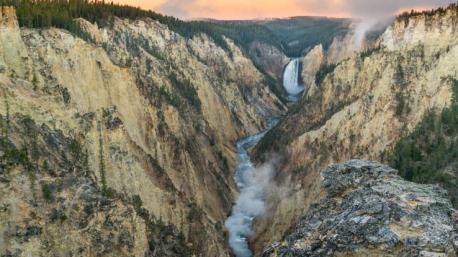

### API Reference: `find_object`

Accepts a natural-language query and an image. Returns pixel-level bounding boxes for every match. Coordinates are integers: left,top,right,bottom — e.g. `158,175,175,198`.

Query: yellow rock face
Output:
0,8,283,257
301,44,325,95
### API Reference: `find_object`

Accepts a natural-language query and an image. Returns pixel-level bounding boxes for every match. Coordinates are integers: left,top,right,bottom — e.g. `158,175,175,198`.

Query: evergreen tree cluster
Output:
388,79,458,207
315,63,337,86
261,17,350,57
211,21,283,51
168,72,201,112
397,2,458,22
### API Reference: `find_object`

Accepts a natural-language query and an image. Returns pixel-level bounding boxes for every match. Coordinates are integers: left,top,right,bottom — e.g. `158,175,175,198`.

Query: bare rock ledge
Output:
262,160,457,257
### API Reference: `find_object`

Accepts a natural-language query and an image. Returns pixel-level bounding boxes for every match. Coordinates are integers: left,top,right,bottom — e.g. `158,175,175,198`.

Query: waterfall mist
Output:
225,162,276,257
350,18,392,51
224,118,280,257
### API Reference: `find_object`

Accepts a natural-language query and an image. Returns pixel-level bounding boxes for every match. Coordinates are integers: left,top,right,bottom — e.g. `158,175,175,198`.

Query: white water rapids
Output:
225,119,278,257
283,58,304,100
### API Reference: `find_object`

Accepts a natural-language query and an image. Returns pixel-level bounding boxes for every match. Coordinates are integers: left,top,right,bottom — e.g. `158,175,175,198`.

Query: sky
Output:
114,0,457,20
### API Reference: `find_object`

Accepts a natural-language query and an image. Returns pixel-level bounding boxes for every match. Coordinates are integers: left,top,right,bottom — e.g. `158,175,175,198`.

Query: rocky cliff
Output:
248,41,289,83
300,44,325,96
252,6,458,255
0,6,284,256
262,160,457,257
300,21,384,95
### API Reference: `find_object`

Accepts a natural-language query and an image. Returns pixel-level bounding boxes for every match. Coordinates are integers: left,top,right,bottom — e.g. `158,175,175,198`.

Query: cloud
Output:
155,0,456,19
116,0,166,11
159,0,310,19
115,0,456,19
338,0,456,18
158,0,198,18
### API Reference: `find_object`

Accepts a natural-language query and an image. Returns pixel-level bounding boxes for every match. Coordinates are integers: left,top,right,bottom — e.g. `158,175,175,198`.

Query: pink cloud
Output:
113,0,456,19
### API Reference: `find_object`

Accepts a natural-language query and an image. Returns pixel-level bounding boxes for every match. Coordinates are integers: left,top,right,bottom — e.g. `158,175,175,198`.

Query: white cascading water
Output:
225,119,278,257
283,58,305,99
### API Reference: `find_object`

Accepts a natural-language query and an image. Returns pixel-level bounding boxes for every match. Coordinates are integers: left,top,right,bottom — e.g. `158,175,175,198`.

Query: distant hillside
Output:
213,17,352,57
258,17,352,56
0,0,351,59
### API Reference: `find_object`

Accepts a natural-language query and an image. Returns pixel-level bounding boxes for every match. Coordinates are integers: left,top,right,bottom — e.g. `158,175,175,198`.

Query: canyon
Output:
0,5,283,256
0,2,457,257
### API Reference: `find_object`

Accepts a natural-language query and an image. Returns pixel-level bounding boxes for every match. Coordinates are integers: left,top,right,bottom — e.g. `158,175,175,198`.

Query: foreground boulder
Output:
262,160,457,257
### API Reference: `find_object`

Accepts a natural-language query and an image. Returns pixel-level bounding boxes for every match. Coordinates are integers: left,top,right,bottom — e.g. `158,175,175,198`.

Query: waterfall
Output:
283,58,304,98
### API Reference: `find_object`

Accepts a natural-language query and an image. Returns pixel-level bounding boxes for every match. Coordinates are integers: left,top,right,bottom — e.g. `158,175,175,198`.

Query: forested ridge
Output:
0,0,287,54
0,0,234,50
397,2,458,22
259,17,351,57
0,0,352,58
215,17,351,57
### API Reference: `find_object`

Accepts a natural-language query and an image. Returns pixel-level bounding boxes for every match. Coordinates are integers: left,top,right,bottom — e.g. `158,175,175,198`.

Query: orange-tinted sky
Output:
114,0,455,20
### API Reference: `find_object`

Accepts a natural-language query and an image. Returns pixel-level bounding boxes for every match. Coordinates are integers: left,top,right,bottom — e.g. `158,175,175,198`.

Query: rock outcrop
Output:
0,7,284,256
299,21,385,95
325,32,358,65
252,5,458,254
300,45,325,95
382,8,458,53
248,41,289,82
262,160,457,257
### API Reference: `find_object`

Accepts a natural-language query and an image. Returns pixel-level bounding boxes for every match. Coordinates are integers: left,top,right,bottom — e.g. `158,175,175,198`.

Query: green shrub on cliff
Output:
168,72,202,112
360,45,382,59
387,79,458,207
315,63,337,86
397,3,457,22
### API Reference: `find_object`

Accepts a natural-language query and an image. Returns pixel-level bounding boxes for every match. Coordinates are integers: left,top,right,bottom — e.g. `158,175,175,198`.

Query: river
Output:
225,56,304,256
225,118,279,257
